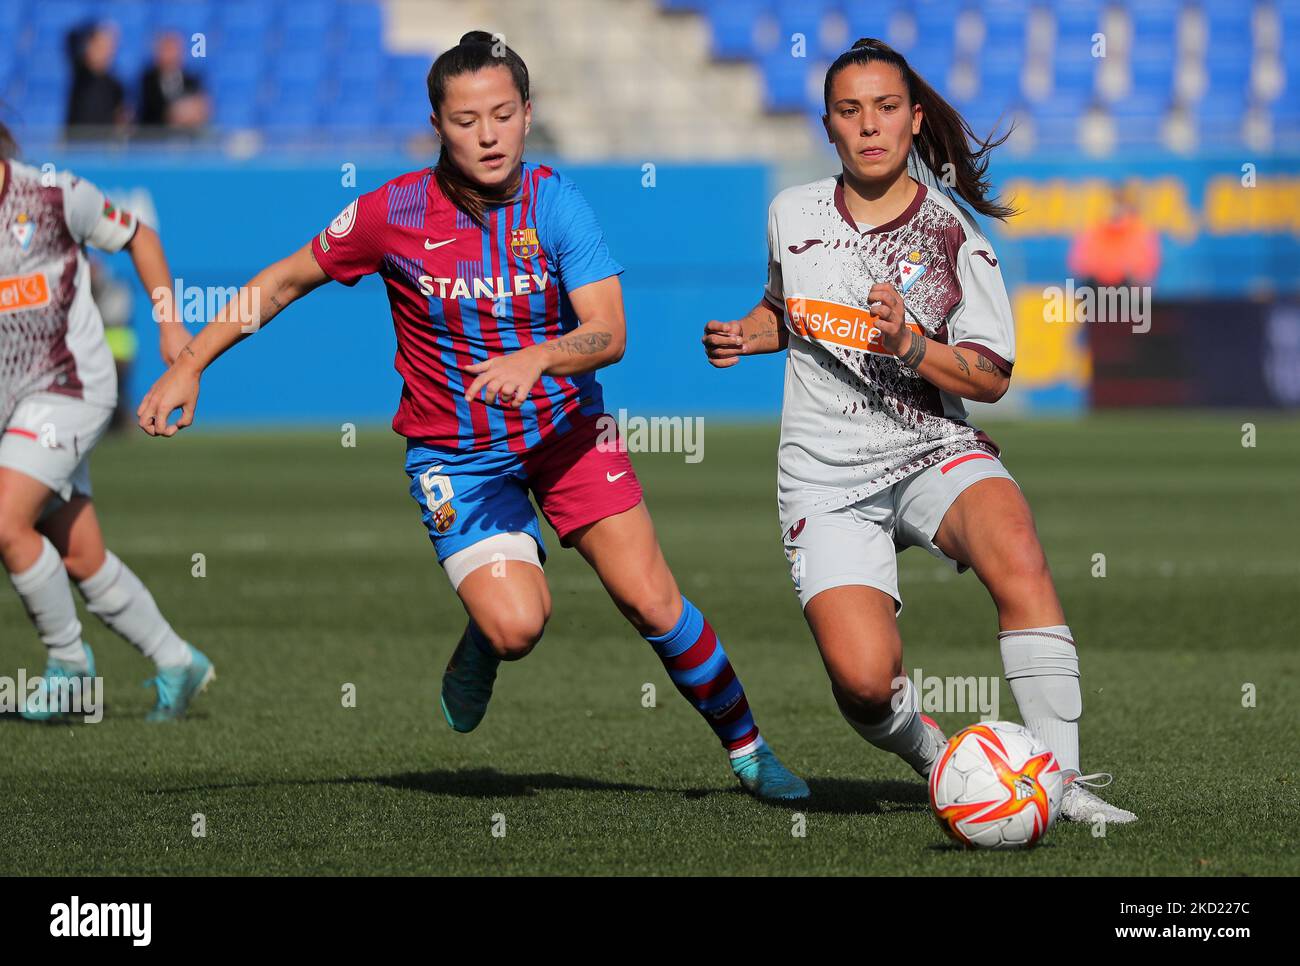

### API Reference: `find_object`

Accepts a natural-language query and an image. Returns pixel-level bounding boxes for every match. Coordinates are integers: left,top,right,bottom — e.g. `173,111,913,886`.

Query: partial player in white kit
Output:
702,39,1135,824
0,121,212,720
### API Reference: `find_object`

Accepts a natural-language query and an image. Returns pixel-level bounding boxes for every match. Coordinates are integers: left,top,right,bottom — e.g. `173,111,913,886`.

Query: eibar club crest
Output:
10,213,34,251
898,249,927,293
510,227,540,260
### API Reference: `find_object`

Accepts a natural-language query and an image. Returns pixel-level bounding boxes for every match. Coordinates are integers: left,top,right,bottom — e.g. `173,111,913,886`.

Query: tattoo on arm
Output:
898,330,927,369
975,353,997,374
952,348,970,377
181,345,195,359
545,330,612,355
269,294,284,311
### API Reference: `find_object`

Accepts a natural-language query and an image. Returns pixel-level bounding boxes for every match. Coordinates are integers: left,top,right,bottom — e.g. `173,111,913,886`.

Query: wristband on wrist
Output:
897,329,927,369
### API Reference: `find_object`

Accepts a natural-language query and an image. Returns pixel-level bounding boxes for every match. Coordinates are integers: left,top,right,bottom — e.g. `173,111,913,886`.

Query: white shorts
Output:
0,392,113,506
782,450,1016,613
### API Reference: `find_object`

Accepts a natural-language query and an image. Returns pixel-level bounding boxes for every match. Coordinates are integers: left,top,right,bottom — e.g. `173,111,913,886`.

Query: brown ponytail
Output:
824,38,1017,222
427,30,529,226
0,118,18,160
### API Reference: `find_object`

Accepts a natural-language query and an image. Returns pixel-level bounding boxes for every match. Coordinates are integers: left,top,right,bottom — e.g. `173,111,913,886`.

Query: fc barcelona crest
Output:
510,227,540,260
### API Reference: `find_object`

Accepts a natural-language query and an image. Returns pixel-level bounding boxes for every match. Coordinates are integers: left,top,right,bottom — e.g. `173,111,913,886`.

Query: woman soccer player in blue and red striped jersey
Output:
136,31,806,800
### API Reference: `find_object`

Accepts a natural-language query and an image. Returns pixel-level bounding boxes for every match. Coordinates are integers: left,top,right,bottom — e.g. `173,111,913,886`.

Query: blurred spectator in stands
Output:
1068,185,1161,289
139,32,210,136
65,22,127,140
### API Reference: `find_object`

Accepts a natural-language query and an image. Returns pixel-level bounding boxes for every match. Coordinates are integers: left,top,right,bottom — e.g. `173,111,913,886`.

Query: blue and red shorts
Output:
404,410,643,563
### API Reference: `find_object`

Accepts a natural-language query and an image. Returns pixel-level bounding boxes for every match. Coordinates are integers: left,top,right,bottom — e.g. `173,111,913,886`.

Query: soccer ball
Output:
928,720,1064,849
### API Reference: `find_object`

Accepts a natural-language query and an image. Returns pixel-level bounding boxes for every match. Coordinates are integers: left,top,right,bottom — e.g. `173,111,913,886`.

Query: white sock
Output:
10,536,87,669
78,551,190,668
841,677,936,773
999,625,1081,776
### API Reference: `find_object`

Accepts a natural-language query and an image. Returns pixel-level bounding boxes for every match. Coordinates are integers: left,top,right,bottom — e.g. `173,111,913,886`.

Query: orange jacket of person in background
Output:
1067,190,1162,287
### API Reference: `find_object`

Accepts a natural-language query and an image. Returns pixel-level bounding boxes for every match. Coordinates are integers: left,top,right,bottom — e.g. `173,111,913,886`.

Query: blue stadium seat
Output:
1204,58,1254,102
18,83,67,128
911,0,963,25
706,0,771,59
340,2,383,50
1109,90,1170,139
979,58,1023,105
327,94,381,130
1192,102,1245,147
282,3,339,33
1052,52,1097,108
24,46,70,86
32,0,96,35
261,78,322,129
906,35,956,89
211,75,259,127
1129,10,1177,75
389,54,432,98
759,50,816,111
951,96,1015,144
273,48,328,84
1130,58,1174,101
0,0,25,33
210,47,262,84
99,0,151,38
217,23,275,57
1052,1,1106,54
379,89,432,133
772,0,839,57
218,1,273,33
1031,89,1091,144
841,3,894,46
335,46,386,89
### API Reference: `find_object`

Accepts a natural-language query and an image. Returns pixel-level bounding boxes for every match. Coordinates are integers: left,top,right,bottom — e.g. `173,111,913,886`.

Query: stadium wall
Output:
60,153,1300,425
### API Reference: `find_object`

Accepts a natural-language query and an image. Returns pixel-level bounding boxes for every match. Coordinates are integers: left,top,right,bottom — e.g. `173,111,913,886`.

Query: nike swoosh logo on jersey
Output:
424,238,455,250
606,471,628,483
974,250,998,266
788,240,824,255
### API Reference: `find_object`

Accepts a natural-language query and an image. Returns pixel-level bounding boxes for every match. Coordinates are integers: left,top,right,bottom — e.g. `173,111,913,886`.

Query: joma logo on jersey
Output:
509,227,540,259
0,272,51,313
417,272,549,301
785,295,920,355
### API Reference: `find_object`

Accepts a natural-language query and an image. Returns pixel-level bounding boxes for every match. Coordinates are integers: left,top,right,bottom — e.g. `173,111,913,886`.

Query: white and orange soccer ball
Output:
928,721,1064,849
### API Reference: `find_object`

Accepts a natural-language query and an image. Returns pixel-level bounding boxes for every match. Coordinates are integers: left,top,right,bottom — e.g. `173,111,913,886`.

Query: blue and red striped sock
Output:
644,597,763,758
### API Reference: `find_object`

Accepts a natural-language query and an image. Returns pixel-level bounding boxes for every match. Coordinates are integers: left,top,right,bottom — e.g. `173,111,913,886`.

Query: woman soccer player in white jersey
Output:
0,121,212,721
702,39,1135,824
135,32,806,800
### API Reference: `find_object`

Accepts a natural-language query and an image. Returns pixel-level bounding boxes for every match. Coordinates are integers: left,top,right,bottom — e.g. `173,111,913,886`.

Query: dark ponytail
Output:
824,38,1017,222
0,119,17,160
427,30,530,226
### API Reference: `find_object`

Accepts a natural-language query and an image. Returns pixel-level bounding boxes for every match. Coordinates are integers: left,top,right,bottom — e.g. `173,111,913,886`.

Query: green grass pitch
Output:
2,413,1297,875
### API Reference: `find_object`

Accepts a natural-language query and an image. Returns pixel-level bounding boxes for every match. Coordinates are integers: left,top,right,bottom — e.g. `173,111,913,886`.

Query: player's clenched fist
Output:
867,283,910,355
702,320,745,368
137,364,201,437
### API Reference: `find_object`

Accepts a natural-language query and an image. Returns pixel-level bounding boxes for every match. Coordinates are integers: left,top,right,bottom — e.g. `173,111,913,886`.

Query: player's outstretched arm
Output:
126,223,190,366
136,243,329,437
462,274,627,408
702,298,788,368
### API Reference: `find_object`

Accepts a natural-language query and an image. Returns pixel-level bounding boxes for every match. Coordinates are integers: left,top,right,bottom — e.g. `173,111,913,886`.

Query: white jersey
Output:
0,159,136,426
764,176,1016,530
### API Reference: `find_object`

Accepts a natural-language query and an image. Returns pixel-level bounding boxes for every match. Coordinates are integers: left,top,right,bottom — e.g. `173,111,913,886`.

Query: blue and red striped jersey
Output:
310,162,622,451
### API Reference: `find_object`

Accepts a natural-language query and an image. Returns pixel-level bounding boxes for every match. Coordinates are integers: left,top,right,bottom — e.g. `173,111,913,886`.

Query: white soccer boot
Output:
1059,772,1137,824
